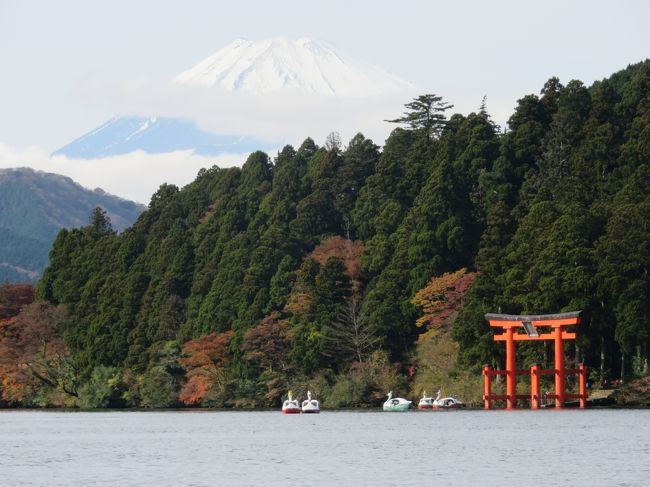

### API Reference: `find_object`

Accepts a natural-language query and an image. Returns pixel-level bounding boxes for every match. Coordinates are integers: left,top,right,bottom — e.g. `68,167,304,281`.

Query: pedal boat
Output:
301,390,320,414
282,391,301,414
383,391,412,411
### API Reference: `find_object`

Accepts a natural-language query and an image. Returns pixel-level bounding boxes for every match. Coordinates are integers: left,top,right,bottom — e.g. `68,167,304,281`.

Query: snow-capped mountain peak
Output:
173,37,412,97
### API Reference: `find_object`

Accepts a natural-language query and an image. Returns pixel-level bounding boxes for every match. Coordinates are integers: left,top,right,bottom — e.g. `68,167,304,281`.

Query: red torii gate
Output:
482,311,587,410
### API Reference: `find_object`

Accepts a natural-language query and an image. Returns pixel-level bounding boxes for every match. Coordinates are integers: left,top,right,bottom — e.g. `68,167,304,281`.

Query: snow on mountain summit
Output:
53,37,412,161
173,37,413,97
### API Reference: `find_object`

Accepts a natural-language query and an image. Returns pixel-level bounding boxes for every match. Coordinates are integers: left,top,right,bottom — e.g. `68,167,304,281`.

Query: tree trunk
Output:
495,357,502,384
620,353,626,382
545,341,550,369
600,336,606,382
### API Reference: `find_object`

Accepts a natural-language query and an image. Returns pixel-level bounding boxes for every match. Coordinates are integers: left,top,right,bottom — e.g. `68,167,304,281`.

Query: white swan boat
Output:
418,390,464,409
433,395,464,409
383,391,412,411
301,390,320,413
431,390,464,409
282,390,301,414
417,390,435,409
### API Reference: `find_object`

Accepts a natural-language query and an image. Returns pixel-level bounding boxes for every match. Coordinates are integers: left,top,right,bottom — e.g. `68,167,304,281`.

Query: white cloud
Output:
84,77,414,146
2,80,418,207
0,142,249,204
1,71,516,207
0,82,418,206
84,76,515,146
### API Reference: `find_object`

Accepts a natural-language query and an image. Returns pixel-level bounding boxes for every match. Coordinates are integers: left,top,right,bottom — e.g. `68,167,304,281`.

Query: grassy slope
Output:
410,320,484,406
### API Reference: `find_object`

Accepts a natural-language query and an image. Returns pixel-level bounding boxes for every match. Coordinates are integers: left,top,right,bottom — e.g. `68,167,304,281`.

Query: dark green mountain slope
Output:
0,168,145,282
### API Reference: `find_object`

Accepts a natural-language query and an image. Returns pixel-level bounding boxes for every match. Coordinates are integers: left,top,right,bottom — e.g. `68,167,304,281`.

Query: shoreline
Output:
2,402,648,412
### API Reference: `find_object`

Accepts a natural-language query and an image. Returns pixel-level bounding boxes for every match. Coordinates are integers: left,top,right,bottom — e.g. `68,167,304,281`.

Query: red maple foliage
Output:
178,331,232,371
0,302,73,403
242,312,291,373
178,330,233,405
282,237,365,316
178,375,211,406
411,269,478,330
0,284,35,323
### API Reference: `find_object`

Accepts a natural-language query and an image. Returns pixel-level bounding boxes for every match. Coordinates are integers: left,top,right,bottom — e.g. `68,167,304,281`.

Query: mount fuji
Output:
173,37,412,97
53,37,413,159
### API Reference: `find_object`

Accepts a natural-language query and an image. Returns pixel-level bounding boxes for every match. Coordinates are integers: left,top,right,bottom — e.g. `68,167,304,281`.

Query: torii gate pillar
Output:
505,326,516,409
554,325,565,408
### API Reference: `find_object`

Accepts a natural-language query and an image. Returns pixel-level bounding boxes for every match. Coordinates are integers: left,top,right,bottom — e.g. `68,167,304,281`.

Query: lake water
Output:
0,409,648,486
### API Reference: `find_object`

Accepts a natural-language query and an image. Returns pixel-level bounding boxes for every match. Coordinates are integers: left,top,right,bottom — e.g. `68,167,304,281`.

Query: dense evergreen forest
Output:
1,60,649,408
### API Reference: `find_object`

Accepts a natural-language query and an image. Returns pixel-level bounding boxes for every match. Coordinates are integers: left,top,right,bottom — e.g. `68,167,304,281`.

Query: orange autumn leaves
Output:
0,284,35,320
178,330,232,406
284,236,364,315
308,236,364,285
240,312,291,374
411,269,478,330
0,299,72,404
178,313,293,406
1,285,43,402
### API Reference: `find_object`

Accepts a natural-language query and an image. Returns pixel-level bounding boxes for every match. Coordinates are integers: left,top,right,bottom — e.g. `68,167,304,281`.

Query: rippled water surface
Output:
1,409,648,486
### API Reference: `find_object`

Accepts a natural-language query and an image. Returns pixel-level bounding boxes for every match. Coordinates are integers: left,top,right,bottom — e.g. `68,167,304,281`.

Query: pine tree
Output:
386,94,453,140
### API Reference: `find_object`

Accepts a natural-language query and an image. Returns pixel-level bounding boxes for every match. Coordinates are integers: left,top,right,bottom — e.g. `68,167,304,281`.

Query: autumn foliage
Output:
411,269,478,330
284,236,364,315
177,331,233,405
308,236,364,284
0,284,35,323
0,285,36,403
242,312,291,373
178,375,211,406
241,312,293,404
0,302,73,404
283,290,312,316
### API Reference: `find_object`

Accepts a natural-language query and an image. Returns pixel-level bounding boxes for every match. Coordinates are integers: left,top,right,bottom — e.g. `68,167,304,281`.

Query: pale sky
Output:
1,0,648,202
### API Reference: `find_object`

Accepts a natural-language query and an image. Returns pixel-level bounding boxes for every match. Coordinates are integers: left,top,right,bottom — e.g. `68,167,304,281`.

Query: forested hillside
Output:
0,168,145,282
1,60,649,408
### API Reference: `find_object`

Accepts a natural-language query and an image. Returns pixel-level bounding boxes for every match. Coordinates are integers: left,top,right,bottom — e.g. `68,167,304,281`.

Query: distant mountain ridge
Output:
0,167,145,282
52,116,276,159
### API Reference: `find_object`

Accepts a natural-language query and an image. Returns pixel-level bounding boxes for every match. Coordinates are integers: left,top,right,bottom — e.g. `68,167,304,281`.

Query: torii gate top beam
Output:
485,311,581,330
